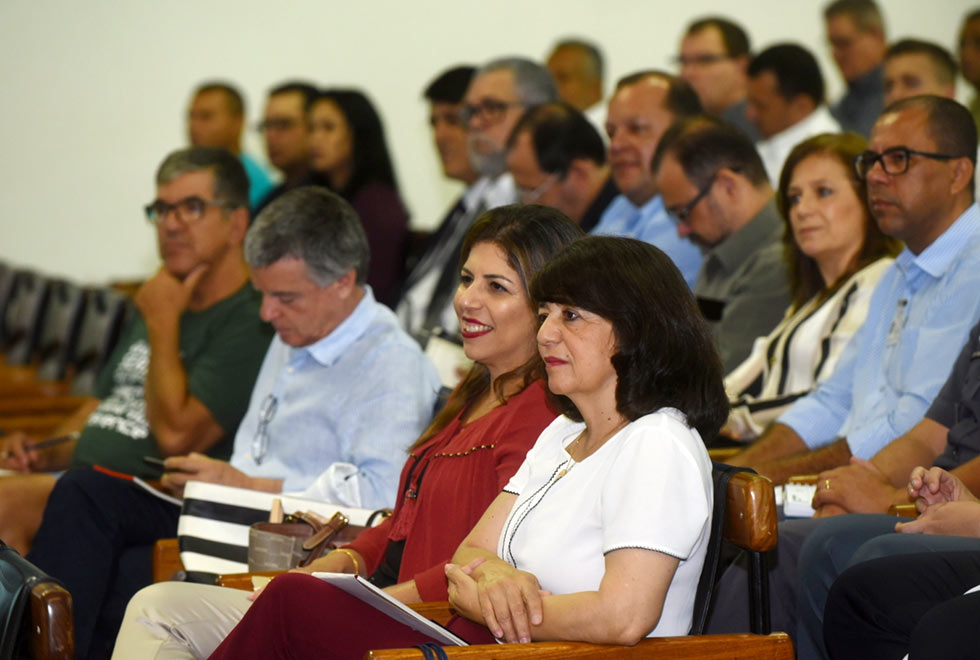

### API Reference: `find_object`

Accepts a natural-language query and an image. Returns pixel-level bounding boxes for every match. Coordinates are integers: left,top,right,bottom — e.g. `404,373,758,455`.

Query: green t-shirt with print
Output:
71,283,273,478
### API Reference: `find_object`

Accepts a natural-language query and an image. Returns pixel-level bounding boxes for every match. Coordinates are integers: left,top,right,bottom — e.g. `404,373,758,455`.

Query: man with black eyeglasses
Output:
705,95,980,648
728,95,980,483
0,146,273,657
676,16,759,142
652,115,790,373
253,81,321,216
400,58,557,348
19,185,438,660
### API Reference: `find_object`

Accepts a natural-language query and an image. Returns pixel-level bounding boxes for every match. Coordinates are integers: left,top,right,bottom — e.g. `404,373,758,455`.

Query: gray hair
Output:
478,57,559,107
244,186,369,286
156,147,249,210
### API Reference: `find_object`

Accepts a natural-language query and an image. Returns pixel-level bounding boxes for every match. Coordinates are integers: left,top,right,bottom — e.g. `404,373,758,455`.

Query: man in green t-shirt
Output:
0,147,272,553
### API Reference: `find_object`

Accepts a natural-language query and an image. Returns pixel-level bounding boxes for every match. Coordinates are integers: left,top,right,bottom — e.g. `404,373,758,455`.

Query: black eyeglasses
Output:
854,146,958,180
143,196,228,225
460,99,522,127
256,118,299,133
669,174,716,223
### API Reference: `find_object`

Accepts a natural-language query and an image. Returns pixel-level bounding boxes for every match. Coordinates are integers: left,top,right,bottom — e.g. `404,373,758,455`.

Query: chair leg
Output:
748,551,771,635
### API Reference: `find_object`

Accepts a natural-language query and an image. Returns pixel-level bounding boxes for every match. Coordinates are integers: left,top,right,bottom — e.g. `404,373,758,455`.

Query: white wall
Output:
0,0,971,284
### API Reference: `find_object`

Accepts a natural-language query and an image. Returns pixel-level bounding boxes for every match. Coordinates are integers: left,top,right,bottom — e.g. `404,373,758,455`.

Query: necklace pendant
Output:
556,468,568,480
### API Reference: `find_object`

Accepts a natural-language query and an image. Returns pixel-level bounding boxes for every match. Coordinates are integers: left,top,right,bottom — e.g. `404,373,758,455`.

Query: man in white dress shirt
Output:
747,43,842,183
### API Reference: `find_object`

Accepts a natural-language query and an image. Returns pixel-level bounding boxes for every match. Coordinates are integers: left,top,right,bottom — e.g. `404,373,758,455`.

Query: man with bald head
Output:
546,39,606,134
589,71,703,288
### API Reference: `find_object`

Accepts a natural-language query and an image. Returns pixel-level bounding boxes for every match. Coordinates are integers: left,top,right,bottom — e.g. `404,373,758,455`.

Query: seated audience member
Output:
308,89,409,307
546,38,606,134
187,81,274,210
652,116,791,373
111,205,580,659
728,96,980,484
24,186,440,660
590,71,703,288
705,95,979,646
725,133,899,441
397,65,481,337
677,16,759,141
403,57,559,341
253,81,321,215
747,44,842,182
882,39,957,106
787,316,980,659
0,147,271,554
822,467,980,660
824,0,887,136
202,235,728,658
506,102,617,232
959,9,980,130
881,38,979,200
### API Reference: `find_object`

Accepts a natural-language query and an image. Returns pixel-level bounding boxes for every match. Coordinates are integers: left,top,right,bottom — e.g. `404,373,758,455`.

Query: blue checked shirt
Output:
229,287,440,507
591,193,703,289
779,203,980,459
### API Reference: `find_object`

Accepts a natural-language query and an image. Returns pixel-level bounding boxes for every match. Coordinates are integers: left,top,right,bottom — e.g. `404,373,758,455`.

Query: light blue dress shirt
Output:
229,287,440,508
779,203,980,459
590,193,703,289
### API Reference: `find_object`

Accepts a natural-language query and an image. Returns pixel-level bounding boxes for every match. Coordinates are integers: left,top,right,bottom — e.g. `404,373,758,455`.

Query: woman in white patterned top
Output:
725,133,902,441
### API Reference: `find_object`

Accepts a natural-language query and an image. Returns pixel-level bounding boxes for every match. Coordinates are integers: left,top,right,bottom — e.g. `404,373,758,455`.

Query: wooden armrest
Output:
707,447,740,462
152,538,186,583
724,471,778,553
0,395,89,415
887,503,918,518
0,415,65,435
364,633,794,660
30,581,74,660
215,570,285,590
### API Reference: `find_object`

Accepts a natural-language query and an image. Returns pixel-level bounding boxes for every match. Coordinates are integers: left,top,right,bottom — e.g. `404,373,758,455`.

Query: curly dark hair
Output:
530,236,728,440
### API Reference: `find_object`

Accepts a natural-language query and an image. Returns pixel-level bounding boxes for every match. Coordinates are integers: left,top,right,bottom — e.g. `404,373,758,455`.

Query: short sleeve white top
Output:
498,408,713,637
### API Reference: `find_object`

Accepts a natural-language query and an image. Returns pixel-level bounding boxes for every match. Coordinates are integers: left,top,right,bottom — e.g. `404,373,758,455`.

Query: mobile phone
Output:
142,456,167,469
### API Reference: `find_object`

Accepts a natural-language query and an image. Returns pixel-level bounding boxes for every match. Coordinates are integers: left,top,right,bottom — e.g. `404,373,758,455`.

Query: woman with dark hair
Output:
444,236,728,644
112,206,582,659
308,89,408,305
204,236,726,657
724,133,901,441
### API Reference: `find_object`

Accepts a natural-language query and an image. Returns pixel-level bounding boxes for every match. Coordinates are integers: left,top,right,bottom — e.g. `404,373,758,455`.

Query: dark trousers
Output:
26,468,179,660
824,550,980,660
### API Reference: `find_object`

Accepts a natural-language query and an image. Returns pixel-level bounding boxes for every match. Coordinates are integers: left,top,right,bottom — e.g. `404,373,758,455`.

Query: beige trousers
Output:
111,582,252,660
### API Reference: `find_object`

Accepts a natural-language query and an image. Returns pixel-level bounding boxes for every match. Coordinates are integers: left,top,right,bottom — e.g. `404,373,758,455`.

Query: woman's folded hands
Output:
446,556,551,643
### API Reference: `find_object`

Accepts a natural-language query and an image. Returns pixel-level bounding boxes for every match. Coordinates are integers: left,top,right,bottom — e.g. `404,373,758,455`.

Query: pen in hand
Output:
0,433,77,461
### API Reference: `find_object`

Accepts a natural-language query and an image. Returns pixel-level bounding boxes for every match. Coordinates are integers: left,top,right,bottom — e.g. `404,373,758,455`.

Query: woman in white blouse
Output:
724,133,901,441
446,236,729,645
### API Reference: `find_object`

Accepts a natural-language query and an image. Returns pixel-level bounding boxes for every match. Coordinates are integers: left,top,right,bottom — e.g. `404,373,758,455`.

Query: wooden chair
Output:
0,541,74,660
364,464,791,660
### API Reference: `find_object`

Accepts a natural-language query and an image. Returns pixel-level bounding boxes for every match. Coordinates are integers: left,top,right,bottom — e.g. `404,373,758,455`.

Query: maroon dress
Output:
208,381,556,659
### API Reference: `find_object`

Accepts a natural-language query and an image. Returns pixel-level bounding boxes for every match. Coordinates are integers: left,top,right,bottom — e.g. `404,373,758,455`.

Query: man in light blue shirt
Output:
590,71,704,288
162,186,440,509
729,95,980,485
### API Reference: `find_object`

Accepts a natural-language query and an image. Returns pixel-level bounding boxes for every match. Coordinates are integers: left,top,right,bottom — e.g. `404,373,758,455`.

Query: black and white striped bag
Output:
176,481,378,581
